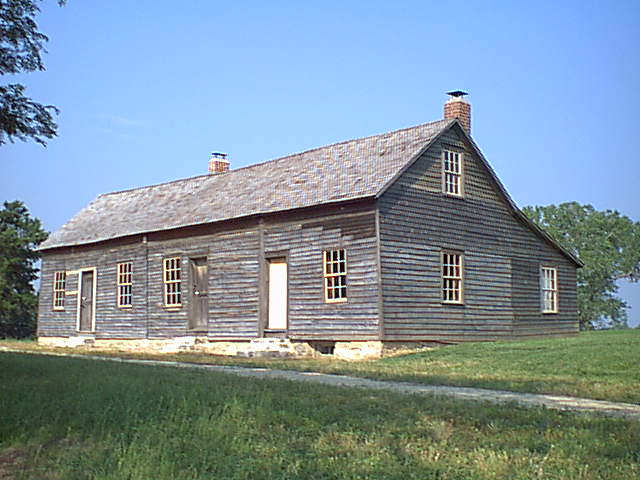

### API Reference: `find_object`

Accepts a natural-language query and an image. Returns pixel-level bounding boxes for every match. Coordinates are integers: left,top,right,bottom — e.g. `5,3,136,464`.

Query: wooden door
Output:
189,258,208,330
267,258,288,330
79,271,94,332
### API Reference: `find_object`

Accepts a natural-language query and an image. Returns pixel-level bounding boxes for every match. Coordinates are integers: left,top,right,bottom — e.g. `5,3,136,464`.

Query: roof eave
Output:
375,119,457,199
452,122,584,267
37,195,378,252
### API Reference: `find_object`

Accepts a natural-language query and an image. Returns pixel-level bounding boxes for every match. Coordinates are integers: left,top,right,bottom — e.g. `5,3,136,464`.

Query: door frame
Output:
265,254,289,333
188,256,209,331
76,267,97,332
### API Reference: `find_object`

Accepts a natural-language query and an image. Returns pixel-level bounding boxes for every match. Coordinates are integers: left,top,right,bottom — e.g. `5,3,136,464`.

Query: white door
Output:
268,259,288,330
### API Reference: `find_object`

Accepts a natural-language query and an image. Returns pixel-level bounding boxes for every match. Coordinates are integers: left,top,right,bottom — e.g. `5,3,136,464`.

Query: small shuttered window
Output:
323,249,347,303
442,150,463,196
442,252,463,304
117,262,133,308
53,271,66,310
163,258,182,307
541,267,558,313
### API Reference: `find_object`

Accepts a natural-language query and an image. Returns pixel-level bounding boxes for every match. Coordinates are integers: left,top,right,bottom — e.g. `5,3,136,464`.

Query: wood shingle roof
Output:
41,119,454,250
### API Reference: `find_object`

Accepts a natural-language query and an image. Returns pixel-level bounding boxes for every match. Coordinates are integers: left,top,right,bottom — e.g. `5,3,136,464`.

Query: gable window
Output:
117,262,133,308
163,257,182,307
53,271,66,310
442,252,463,303
323,249,347,303
442,150,463,196
541,267,558,313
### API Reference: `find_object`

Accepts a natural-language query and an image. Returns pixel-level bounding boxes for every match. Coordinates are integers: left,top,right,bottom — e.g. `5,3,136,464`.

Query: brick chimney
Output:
444,91,471,134
208,152,230,174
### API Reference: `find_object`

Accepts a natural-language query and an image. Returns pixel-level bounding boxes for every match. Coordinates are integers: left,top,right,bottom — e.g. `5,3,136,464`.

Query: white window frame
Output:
541,266,558,313
117,262,133,308
442,251,463,304
53,271,66,310
323,249,347,303
442,150,463,197
163,257,182,307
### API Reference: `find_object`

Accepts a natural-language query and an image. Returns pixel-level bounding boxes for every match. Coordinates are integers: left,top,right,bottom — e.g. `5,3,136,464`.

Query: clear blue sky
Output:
3,0,639,326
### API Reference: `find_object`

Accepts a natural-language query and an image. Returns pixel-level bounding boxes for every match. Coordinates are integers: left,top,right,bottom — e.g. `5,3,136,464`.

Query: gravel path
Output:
3,347,639,419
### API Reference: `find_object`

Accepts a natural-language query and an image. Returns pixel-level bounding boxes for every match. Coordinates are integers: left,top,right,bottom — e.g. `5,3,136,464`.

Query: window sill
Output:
442,301,464,306
52,308,65,312
325,299,348,304
163,305,182,311
442,192,465,199
542,311,559,315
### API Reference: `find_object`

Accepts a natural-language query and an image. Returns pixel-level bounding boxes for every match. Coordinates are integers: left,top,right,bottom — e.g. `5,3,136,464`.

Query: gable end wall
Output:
378,126,579,341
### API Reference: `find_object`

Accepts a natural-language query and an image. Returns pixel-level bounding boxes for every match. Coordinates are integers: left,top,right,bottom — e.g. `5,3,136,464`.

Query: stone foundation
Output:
37,337,433,360
334,341,383,360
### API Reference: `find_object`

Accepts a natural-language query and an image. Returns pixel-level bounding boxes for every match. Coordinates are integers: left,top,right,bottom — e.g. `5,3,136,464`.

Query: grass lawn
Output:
0,352,638,480
3,329,638,404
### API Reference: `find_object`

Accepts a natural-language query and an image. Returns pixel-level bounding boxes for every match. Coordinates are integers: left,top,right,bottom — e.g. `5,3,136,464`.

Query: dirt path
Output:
3,347,639,419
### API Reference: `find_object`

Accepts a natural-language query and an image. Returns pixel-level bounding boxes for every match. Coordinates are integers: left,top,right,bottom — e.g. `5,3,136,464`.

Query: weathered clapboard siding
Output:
38,243,148,339
207,230,260,338
264,208,380,340
38,200,380,341
511,258,578,337
38,254,77,337
378,124,579,341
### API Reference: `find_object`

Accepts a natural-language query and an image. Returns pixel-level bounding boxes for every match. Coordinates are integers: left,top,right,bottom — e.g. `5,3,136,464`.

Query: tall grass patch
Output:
1,352,638,479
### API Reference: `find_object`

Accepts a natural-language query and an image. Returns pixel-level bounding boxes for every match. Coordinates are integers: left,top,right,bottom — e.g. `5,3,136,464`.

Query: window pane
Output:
323,249,347,302
541,268,558,312
442,253,462,302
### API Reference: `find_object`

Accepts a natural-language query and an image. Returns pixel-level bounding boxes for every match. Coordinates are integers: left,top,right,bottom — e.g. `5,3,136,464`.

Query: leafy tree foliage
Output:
0,200,48,338
0,0,65,147
523,202,640,329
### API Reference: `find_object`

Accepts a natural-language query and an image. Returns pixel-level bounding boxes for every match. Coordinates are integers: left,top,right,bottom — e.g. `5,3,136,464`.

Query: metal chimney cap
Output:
210,152,229,161
446,90,468,98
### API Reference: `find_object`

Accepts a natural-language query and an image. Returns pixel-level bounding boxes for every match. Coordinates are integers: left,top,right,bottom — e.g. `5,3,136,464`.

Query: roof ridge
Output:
233,118,453,172
99,118,452,198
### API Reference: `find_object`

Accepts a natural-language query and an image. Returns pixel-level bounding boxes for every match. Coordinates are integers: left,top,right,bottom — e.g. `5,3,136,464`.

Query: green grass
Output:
3,330,639,403
1,352,638,479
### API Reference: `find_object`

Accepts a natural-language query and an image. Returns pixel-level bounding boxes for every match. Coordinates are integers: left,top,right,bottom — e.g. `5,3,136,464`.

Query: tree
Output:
0,200,48,338
523,202,640,329
0,0,65,147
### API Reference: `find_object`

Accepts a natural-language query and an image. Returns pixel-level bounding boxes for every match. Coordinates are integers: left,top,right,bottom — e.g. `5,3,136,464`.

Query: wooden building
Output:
37,93,581,359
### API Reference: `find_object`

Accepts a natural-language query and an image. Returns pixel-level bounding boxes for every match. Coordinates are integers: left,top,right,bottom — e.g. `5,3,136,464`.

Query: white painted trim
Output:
76,267,97,332
441,250,464,304
52,270,66,310
116,261,133,308
540,266,559,314
267,258,288,329
442,149,464,198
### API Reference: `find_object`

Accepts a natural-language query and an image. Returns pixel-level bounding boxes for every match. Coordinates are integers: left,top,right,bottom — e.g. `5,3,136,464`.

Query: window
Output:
117,262,133,308
442,252,463,303
323,249,347,303
53,271,66,310
163,257,182,307
541,267,558,313
443,150,463,196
